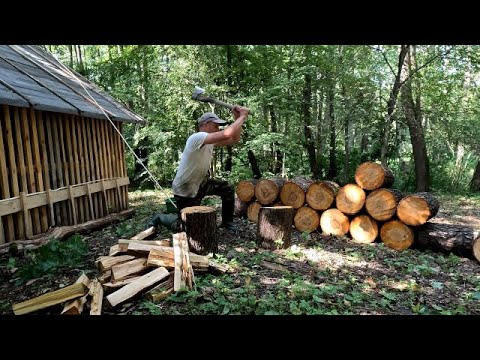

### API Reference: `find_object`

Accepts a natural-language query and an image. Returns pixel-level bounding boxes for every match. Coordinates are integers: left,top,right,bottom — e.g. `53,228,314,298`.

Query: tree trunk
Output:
247,201,262,223
469,159,480,192
397,192,439,226
327,81,337,179
335,184,366,215
247,150,262,179
257,206,295,250
305,180,339,211
320,208,349,236
354,161,394,190
180,206,217,255
365,188,404,221
380,220,414,250
294,206,320,233
234,197,249,218
350,215,378,244
279,176,313,209
415,222,480,263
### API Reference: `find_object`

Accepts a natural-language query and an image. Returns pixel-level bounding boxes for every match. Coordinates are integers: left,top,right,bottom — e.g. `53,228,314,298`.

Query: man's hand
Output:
232,105,249,120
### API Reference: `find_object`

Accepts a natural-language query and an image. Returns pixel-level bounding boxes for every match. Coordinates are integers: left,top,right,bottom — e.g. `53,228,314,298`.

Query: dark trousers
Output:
174,178,234,228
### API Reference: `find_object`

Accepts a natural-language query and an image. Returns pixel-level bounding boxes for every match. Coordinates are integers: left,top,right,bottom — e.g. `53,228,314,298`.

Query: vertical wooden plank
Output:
20,108,41,235
101,179,109,215
101,121,111,212
36,112,52,228
13,108,30,237
86,118,99,218
46,189,55,226
92,119,103,218
30,109,49,232
81,116,92,220
4,105,24,239
76,117,89,221
20,192,33,239
44,113,60,226
0,216,4,244
56,114,70,224
70,116,84,223
107,122,118,211
0,109,15,242
119,122,128,209
96,120,107,216
64,115,76,224
51,114,68,225
113,122,123,210
86,183,95,220
68,185,77,225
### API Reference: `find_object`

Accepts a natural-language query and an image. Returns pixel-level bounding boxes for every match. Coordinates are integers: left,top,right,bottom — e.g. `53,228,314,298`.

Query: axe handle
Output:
197,96,252,114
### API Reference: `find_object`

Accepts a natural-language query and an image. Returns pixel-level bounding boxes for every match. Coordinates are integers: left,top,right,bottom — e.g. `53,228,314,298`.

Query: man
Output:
149,105,249,231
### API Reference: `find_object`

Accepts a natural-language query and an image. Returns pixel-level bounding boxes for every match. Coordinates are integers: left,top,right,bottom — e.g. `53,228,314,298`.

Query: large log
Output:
0,208,135,254
181,206,217,255
306,180,339,211
234,197,249,218
247,201,262,223
415,222,480,262
257,206,295,250
349,215,378,243
365,188,404,221
335,184,366,215
254,178,286,205
280,176,313,209
294,206,320,233
319,208,349,236
355,162,394,190
235,180,258,202
380,220,414,250
397,192,440,226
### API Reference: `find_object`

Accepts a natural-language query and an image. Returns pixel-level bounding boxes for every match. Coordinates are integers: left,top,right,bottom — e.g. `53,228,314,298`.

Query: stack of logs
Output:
11,226,232,315
235,161,480,262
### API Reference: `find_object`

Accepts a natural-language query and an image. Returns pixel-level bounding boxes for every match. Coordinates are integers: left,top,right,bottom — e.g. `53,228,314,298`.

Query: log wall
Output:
0,105,129,243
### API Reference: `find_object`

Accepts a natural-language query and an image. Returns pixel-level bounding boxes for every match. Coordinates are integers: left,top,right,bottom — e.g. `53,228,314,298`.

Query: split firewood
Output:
147,248,209,270
111,258,148,282
145,274,174,303
130,226,156,241
89,279,103,315
173,232,186,291
61,273,92,315
97,255,136,272
102,276,142,290
119,239,171,247
106,267,169,307
179,232,195,289
126,242,173,255
13,282,89,315
97,270,112,284
109,243,128,256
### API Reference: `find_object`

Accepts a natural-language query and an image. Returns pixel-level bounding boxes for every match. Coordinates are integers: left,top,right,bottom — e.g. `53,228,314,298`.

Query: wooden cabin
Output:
0,45,146,245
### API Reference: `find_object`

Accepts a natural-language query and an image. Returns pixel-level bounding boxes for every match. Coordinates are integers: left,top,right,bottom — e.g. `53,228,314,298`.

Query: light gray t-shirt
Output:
172,132,213,197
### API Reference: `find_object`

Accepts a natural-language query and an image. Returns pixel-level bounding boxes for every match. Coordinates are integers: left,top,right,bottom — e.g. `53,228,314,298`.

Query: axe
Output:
191,86,252,114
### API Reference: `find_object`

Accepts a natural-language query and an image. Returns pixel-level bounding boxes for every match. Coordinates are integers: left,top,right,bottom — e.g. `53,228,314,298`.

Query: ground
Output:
1,190,479,315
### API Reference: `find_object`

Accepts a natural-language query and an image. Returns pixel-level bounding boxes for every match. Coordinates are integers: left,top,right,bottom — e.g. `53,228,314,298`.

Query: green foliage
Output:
14,235,88,284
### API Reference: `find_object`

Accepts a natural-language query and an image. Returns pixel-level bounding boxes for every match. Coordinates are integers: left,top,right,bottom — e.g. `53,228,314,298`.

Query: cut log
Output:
13,282,88,315
294,206,320,233
177,231,195,290
415,222,480,262
0,209,135,254
102,276,141,290
257,206,295,250
320,208,350,236
98,270,111,284
349,215,378,243
181,206,217,255
61,273,91,315
335,184,366,215
235,179,258,202
306,180,339,211
279,176,313,209
97,255,136,272
173,232,186,291
396,192,440,226
355,162,394,190
254,177,286,205
145,273,174,302
130,226,156,241
109,243,128,256
106,267,170,307
147,248,209,271
247,201,262,223
365,188,404,221
234,197,250,218
380,220,414,250
111,258,148,282
88,279,103,315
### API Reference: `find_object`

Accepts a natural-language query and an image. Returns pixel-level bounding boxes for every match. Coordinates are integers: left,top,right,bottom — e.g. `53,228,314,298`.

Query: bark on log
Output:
380,220,414,250
247,201,262,223
349,215,378,243
280,176,313,209
319,208,349,236
254,177,286,205
0,209,135,254
234,197,249,218
335,184,366,215
294,206,320,233
257,206,295,250
365,188,404,221
236,180,258,202
415,222,480,262
181,206,217,255
397,192,440,226
355,162,394,190
306,180,339,211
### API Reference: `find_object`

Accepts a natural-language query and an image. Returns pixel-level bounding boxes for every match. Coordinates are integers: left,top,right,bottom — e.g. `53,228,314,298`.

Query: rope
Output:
28,46,177,209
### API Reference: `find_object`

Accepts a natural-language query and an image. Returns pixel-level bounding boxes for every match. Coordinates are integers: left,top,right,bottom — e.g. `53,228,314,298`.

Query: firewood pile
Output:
12,227,233,315
235,161,480,262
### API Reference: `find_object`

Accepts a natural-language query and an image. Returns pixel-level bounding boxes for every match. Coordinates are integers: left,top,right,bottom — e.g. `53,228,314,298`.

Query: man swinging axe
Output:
148,88,250,232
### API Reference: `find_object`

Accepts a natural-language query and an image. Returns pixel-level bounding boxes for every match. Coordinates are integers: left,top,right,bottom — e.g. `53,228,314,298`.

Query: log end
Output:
355,162,387,190
380,220,414,250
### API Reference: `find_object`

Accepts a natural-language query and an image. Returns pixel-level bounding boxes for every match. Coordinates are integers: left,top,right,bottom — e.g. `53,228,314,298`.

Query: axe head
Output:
192,86,205,100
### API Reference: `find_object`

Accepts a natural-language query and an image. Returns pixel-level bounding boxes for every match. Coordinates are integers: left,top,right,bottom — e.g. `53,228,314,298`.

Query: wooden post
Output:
68,185,77,225
101,180,109,215
181,206,217,255
86,183,95,220
115,178,122,212
257,206,295,250
46,189,55,226
20,192,33,239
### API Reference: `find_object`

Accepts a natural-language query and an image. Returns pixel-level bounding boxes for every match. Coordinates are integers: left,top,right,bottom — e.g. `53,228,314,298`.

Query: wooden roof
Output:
0,45,146,124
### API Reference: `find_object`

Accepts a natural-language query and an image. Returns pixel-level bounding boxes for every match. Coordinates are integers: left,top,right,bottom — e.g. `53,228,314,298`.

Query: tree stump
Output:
415,222,480,263
306,180,339,211
320,208,349,236
235,180,258,202
247,201,262,223
234,197,249,218
294,206,320,233
396,192,439,226
254,178,286,205
180,206,217,255
335,184,366,215
355,162,394,190
280,176,313,209
257,206,295,250
349,214,378,243
380,220,414,250
365,188,403,221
